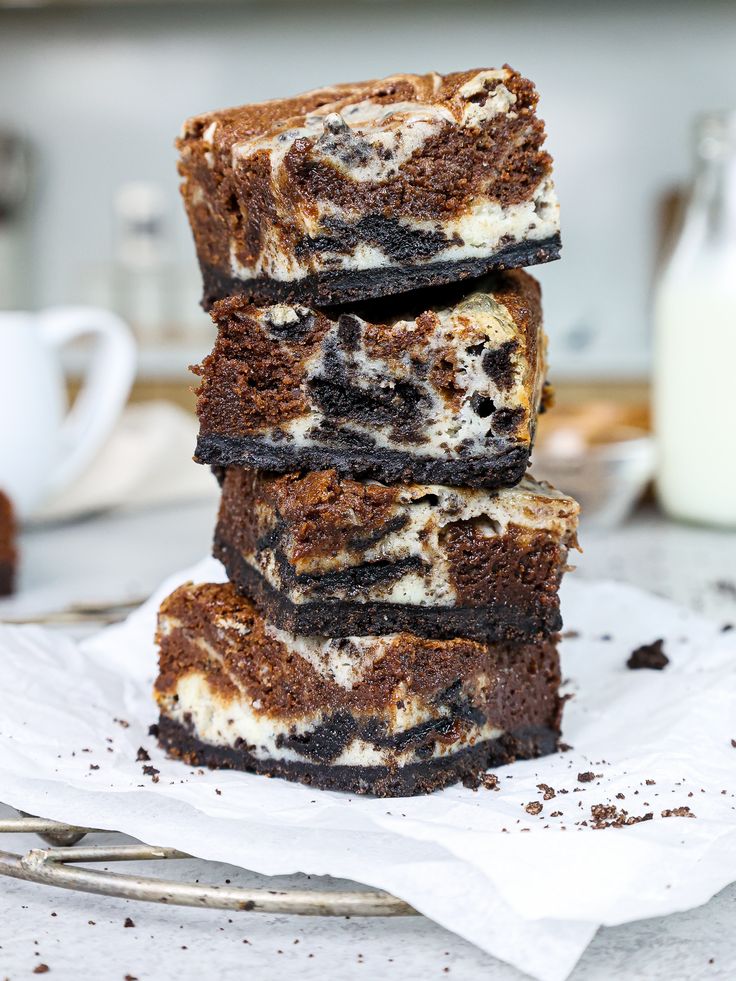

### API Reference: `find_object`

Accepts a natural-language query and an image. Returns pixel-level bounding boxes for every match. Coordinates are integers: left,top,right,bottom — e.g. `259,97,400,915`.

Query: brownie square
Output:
178,67,560,308
213,467,579,643
156,581,562,797
195,270,550,489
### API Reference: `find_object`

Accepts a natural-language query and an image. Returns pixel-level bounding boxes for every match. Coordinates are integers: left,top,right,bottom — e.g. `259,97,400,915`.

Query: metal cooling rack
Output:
0,815,415,917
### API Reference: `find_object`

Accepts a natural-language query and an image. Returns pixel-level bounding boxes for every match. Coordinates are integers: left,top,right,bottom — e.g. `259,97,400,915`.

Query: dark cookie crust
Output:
157,714,559,797
214,533,562,642
197,434,529,489
200,236,561,310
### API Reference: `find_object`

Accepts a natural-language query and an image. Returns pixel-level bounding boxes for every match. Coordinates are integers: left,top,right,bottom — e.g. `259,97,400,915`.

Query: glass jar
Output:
653,111,736,527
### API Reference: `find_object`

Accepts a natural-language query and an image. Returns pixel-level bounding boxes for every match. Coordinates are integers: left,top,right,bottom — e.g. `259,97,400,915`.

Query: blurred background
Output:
0,0,735,619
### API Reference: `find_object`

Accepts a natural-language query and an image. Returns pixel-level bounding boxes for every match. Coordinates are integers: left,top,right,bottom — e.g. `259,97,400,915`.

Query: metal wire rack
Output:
0,815,415,917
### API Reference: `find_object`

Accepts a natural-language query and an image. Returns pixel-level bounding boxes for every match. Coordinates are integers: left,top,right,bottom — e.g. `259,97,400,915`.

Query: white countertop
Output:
1,501,735,981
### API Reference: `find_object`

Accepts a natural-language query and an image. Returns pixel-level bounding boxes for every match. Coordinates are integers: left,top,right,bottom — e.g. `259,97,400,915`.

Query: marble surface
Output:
1,501,735,981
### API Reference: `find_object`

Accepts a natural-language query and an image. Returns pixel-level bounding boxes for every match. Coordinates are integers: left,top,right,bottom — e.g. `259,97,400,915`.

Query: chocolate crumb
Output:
148,722,160,738
124,917,135,928
661,806,695,818
577,771,596,783
525,801,543,815
645,779,656,786
124,975,138,980
561,630,580,639
114,718,130,728
89,764,99,771
550,810,563,817
480,773,499,791
591,804,617,823
731,739,736,749
721,623,733,632
616,792,625,800
537,783,555,800
590,804,654,829
142,764,160,783
136,747,150,762
627,639,668,670
33,966,50,975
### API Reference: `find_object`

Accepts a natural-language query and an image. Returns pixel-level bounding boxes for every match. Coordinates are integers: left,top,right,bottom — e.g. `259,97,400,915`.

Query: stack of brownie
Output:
155,67,580,796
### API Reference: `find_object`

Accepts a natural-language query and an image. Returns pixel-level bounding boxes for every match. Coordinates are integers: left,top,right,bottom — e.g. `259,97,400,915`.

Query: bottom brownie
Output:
154,581,562,797
158,715,559,797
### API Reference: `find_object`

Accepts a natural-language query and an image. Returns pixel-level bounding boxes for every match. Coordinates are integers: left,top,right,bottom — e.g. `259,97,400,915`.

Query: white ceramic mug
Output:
0,307,136,519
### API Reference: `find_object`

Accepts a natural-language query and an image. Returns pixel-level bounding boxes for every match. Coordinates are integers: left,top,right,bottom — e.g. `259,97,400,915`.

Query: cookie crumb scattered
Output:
590,804,653,829
661,806,696,818
33,966,49,975
136,747,150,762
142,764,160,783
480,773,499,790
537,783,556,800
577,771,596,783
124,917,135,928
627,639,668,670
525,801,543,816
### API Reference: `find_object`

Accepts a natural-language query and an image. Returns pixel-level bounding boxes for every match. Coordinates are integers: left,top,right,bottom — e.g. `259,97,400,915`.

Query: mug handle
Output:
39,307,136,497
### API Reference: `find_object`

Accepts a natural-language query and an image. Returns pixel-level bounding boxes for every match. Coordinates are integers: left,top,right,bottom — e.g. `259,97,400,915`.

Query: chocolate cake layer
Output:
214,468,579,642
178,67,560,308
195,271,550,489
0,491,16,597
155,582,563,797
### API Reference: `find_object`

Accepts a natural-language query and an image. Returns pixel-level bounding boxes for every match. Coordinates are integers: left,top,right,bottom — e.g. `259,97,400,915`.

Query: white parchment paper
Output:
1,558,735,981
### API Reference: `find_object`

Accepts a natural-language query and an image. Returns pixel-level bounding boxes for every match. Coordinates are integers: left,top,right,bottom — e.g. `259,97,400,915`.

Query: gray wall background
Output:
2,0,735,377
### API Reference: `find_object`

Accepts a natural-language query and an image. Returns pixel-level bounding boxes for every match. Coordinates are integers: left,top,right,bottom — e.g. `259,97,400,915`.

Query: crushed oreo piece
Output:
627,639,669,670
142,764,160,783
577,771,596,783
661,806,695,818
537,782,555,800
590,804,653,829
136,747,151,762
525,801,543,815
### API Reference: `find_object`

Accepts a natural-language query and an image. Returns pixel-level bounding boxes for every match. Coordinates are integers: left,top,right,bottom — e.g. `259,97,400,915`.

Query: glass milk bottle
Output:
653,112,736,527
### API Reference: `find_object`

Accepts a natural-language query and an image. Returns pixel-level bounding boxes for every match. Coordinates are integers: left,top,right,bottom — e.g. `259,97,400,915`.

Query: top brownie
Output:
178,66,560,308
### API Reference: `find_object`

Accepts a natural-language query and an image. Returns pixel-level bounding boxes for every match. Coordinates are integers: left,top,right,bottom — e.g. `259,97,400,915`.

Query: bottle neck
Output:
689,152,736,239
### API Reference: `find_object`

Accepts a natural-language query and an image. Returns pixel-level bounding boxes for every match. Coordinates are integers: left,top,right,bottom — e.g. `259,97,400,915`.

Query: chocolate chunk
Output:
627,639,669,670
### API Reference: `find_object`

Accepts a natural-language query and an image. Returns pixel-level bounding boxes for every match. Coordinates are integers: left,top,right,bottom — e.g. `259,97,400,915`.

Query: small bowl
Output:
532,426,655,528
